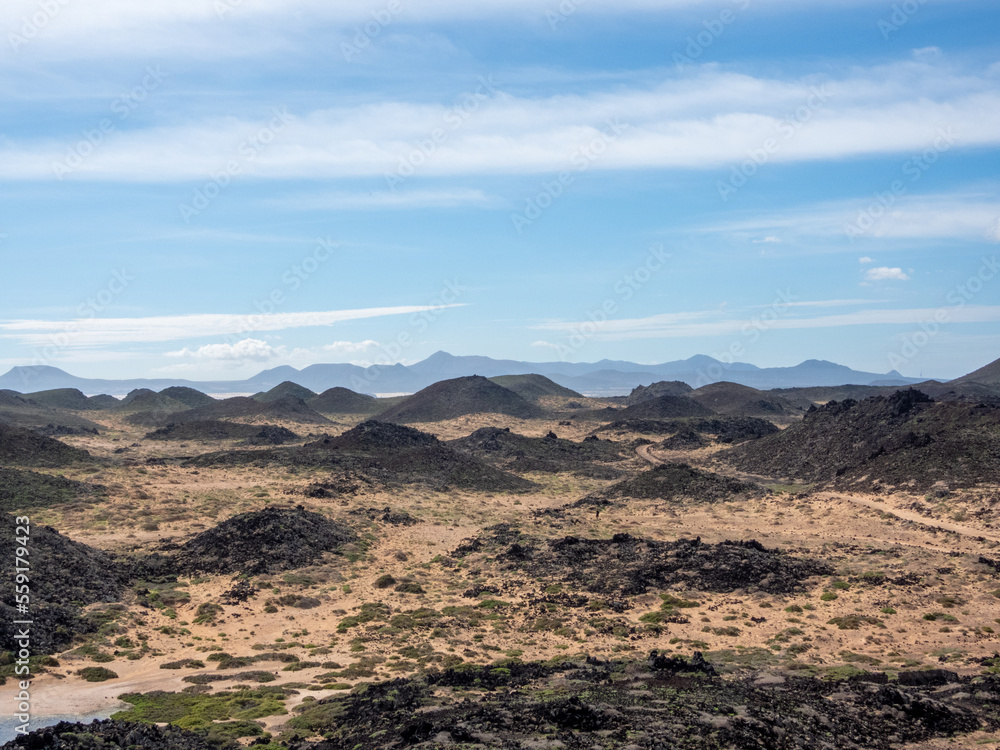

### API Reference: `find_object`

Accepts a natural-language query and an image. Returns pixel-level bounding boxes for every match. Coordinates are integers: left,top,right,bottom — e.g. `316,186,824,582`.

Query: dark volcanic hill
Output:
112,388,193,426
0,513,125,653
324,419,437,451
615,394,714,420
176,395,331,425
688,381,800,419
308,386,381,414
375,375,543,423
0,390,105,433
145,420,298,444
254,380,318,404
452,526,826,596
87,394,120,409
774,381,1000,409
582,463,767,505
3,720,227,750
278,654,990,750
771,384,900,409
13,659,999,750
0,423,93,467
488,374,582,401
0,467,104,512
625,380,693,405
594,417,779,443
114,388,190,413
953,356,1000,386
23,388,99,410
449,426,626,478
718,388,1000,491
173,506,356,575
158,386,217,409
0,389,30,408
188,420,536,493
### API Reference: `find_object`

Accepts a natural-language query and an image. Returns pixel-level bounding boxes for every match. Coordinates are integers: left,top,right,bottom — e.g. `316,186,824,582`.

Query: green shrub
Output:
827,615,884,630
660,593,700,609
193,603,223,624
712,626,741,637
923,612,958,623
394,582,425,595
79,667,118,682
161,659,206,670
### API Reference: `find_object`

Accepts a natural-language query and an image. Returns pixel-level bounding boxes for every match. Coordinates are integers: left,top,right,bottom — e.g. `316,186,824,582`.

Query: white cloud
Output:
0,304,466,347
531,340,564,351
167,338,277,361
534,305,1000,342
0,0,855,60
752,236,781,244
2,64,1000,182
864,267,910,281
859,256,874,264
713,191,1000,244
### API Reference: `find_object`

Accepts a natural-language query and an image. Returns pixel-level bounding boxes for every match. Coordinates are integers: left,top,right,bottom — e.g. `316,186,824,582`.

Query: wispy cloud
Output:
0,0,862,61
0,305,466,347
2,64,999,182
765,299,879,308
712,191,1000,244
533,305,1000,341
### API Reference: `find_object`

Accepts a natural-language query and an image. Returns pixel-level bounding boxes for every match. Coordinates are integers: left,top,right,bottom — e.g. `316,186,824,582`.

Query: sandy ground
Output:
4,410,1000,746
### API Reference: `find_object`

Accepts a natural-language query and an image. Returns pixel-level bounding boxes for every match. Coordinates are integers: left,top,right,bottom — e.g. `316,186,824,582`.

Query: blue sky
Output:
1,0,999,382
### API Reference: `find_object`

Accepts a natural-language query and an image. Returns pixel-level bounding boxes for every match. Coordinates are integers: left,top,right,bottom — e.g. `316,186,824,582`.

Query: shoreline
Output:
1,663,189,738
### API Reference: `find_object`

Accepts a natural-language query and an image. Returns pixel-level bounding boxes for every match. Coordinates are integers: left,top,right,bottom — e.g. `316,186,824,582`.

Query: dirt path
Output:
637,443,1000,548
636,443,662,466
823,491,1000,545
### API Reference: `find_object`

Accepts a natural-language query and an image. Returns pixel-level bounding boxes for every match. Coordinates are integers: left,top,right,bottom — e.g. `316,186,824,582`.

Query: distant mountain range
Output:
0,351,937,397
